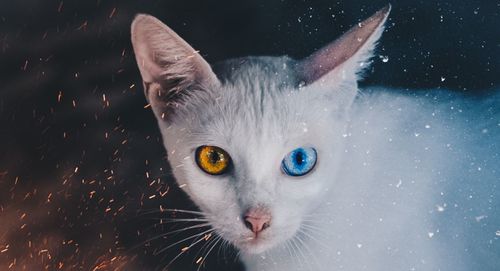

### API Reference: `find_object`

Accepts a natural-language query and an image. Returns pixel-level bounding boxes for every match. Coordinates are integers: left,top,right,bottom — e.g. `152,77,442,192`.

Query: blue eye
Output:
281,147,317,177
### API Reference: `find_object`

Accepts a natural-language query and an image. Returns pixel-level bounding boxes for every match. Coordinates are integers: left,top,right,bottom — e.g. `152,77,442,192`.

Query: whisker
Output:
160,222,211,236
196,236,222,271
130,222,211,253
162,233,211,271
295,233,319,271
298,226,329,250
291,236,307,269
137,219,197,238
284,239,293,261
300,221,330,235
193,233,217,265
138,208,205,216
153,228,215,256
235,250,242,264
144,217,209,223
287,237,299,267
215,238,223,263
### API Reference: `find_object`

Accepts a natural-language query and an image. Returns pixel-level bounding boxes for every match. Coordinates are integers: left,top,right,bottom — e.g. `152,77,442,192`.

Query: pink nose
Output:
243,208,271,234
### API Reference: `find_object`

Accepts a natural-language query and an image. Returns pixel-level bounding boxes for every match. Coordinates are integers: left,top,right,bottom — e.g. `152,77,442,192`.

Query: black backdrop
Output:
0,0,498,270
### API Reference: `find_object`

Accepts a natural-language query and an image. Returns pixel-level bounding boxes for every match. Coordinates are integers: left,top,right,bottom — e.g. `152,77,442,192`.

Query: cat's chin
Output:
236,239,275,254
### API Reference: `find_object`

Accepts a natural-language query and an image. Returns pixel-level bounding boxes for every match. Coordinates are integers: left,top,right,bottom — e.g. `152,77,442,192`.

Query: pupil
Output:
209,150,220,164
295,151,304,165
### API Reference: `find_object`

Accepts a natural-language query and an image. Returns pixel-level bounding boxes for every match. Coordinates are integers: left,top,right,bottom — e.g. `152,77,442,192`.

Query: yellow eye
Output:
195,145,231,175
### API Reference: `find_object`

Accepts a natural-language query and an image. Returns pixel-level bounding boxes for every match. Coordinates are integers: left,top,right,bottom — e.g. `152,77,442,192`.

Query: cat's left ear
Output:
131,14,219,119
296,5,390,100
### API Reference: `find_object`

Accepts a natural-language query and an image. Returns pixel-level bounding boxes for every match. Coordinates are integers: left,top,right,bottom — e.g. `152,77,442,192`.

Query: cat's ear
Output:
131,14,219,118
296,5,390,92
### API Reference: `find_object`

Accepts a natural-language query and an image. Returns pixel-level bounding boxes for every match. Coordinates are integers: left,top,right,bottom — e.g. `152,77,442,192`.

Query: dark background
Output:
0,0,498,270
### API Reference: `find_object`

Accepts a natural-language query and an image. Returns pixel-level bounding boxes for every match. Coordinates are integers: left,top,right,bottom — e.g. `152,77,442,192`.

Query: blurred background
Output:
0,0,498,270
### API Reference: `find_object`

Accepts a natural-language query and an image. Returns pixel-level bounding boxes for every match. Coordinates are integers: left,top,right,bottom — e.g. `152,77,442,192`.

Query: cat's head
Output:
131,6,389,254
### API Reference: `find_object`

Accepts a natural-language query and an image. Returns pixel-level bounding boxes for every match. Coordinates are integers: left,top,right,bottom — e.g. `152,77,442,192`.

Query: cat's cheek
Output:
185,176,235,211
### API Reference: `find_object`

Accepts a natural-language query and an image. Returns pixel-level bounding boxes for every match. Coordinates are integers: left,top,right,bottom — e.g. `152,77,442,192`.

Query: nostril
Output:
243,215,271,234
243,207,272,234
244,219,254,231
262,221,270,230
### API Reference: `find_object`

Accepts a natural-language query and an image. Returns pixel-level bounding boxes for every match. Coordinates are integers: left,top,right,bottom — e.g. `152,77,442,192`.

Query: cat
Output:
131,5,500,271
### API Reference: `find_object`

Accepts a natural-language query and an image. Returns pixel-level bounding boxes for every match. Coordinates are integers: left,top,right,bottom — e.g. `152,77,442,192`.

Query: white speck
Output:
441,76,446,82
396,179,402,188
301,122,308,133
475,215,487,222
425,124,431,129
428,232,434,238
496,231,500,236
380,55,389,63
436,204,446,212
356,243,363,248
414,133,420,137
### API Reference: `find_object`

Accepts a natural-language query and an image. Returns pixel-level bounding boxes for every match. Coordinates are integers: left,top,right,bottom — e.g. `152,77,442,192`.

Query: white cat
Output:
131,5,500,271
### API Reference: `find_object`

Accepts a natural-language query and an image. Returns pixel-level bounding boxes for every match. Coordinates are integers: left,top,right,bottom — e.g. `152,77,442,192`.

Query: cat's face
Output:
131,6,389,254
159,72,346,253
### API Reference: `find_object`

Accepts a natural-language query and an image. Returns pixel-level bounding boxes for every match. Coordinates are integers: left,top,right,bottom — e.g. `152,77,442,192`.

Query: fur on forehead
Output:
167,56,334,146
132,7,390,130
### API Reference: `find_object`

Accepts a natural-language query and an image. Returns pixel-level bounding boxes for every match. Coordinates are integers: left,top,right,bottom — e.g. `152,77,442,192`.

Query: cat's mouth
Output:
222,220,300,254
236,234,274,254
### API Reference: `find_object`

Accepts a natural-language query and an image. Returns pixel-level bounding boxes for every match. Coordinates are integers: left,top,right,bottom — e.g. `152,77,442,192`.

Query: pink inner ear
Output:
298,5,390,84
131,14,219,90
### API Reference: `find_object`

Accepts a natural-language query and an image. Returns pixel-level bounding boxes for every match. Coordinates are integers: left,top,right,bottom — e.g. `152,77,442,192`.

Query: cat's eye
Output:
281,147,317,177
195,145,231,175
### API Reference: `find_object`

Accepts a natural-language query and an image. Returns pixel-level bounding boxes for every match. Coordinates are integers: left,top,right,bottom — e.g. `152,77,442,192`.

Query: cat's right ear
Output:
295,6,390,109
131,14,219,118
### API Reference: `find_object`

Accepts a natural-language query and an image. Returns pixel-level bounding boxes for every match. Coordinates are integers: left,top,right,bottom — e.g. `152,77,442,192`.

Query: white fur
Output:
131,8,500,271
242,89,500,270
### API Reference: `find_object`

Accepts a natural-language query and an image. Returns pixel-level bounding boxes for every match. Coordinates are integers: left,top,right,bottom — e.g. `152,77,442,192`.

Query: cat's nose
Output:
243,207,271,234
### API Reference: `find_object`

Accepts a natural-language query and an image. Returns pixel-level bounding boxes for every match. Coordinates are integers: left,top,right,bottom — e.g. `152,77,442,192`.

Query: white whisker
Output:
139,208,205,216
197,236,222,271
162,232,211,270
129,223,211,252
298,226,329,250
153,228,215,256
146,217,209,223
